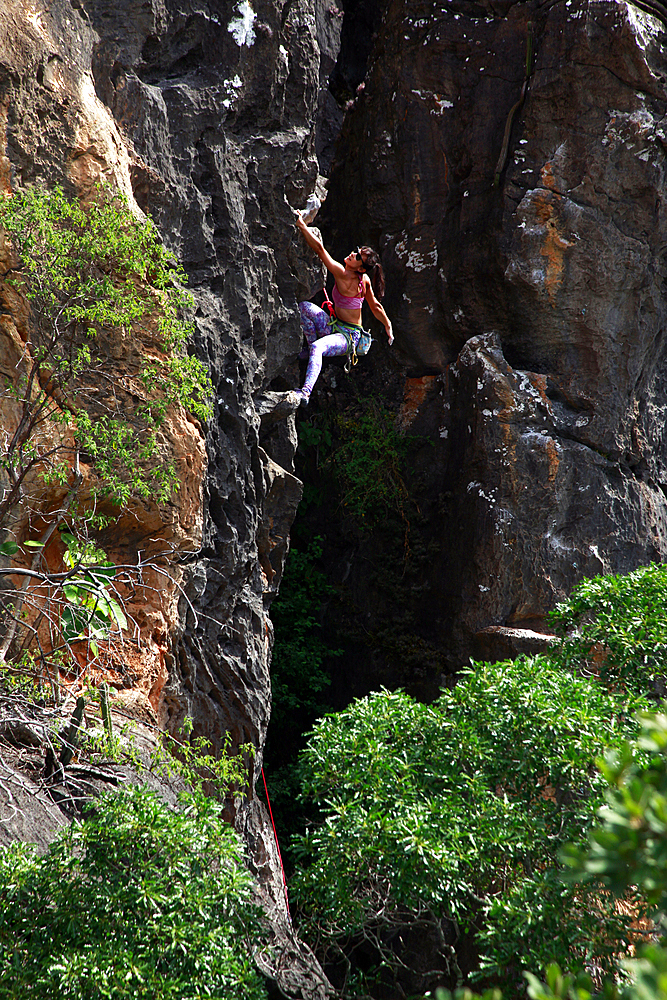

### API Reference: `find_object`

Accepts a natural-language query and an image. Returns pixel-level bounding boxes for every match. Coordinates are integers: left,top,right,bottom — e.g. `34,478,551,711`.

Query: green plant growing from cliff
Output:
291,658,648,998
326,400,413,529
296,401,416,530
0,184,212,516
152,723,255,800
284,562,667,997
270,537,340,726
0,784,267,1000
58,532,126,659
0,184,212,677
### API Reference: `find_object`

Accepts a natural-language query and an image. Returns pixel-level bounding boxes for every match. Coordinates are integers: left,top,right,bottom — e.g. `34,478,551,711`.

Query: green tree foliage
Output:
0,785,267,1000
0,185,212,681
549,563,667,690
0,184,212,514
561,712,667,999
292,659,647,996
563,711,667,919
439,713,667,1000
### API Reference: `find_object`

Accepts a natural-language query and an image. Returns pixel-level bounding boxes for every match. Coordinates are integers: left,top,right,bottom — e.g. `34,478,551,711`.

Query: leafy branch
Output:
0,184,212,684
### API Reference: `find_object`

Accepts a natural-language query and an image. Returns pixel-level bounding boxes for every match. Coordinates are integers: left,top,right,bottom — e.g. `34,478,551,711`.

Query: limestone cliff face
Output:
0,0,309,739
320,0,667,665
4,0,667,992
0,0,331,995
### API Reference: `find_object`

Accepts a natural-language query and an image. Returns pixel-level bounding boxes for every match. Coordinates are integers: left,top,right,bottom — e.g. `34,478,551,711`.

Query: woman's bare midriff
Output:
335,305,363,325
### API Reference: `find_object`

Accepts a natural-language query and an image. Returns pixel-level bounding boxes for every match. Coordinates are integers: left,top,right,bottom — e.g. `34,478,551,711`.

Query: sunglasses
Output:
352,249,366,266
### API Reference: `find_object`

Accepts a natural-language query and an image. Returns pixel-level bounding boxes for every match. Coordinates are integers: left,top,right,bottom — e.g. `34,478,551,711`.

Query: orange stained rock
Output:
532,188,575,306
0,254,206,727
412,172,422,225
0,0,200,724
526,372,551,410
397,375,439,431
498,420,519,482
539,158,566,194
491,375,517,423
541,159,557,191
77,639,169,722
544,436,560,484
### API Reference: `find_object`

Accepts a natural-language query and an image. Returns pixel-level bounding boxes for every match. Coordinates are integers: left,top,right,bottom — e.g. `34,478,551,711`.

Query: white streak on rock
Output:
228,1,256,46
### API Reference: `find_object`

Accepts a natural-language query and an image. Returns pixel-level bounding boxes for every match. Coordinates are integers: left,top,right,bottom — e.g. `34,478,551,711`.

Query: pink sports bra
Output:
332,278,365,310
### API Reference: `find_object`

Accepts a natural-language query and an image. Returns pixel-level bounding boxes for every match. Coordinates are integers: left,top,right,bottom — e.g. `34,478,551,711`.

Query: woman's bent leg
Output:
299,301,329,345
301,332,348,397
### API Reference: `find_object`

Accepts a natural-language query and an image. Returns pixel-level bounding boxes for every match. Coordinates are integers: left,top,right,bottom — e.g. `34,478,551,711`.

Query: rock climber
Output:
291,211,394,406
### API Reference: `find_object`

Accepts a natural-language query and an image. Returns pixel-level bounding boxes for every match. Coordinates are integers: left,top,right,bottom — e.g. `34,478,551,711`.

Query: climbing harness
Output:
322,286,372,372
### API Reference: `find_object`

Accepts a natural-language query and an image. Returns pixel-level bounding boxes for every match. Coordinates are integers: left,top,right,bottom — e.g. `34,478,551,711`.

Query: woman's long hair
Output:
360,246,386,299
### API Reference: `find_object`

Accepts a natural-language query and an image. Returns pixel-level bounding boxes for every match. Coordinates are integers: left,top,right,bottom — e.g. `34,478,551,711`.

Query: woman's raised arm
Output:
295,212,346,280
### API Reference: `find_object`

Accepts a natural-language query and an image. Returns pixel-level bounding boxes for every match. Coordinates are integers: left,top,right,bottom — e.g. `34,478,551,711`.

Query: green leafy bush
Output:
0,785,267,1000
549,563,667,690
292,659,647,996
563,711,667,918
0,184,212,513
560,712,667,1000
439,712,667,1000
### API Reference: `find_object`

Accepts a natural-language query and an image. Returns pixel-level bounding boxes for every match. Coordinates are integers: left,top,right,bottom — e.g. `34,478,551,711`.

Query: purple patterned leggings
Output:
299,302,358,396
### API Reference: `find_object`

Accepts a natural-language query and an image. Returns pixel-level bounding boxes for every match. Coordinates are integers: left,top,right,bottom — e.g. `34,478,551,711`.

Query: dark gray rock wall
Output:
318,0,667,663
81,0,319,769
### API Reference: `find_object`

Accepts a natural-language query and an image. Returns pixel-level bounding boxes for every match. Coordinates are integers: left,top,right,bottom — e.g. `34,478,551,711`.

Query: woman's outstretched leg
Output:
301,332,348,399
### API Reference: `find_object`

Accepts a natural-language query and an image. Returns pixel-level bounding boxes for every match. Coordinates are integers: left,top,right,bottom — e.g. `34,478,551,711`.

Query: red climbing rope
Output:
261,766,291,923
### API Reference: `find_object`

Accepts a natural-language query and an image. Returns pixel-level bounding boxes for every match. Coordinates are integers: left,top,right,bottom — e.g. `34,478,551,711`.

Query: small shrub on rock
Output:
0,784,267,999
